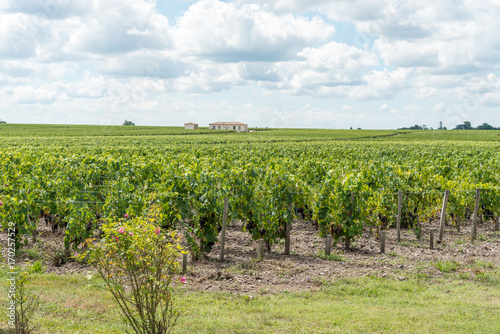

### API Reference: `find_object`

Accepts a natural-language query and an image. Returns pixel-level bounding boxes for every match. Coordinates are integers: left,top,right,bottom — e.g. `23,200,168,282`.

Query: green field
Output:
0,124,216,137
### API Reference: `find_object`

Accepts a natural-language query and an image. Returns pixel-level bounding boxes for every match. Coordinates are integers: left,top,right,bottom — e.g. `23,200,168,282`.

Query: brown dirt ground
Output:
2,218,499,295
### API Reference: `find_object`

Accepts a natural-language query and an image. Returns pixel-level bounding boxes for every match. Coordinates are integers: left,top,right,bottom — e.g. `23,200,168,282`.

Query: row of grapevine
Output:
1,136,499,257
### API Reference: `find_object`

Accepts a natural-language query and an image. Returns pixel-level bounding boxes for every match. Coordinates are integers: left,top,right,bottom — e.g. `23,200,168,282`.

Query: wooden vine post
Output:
380,230,386,253
495,216,499,231
182,253,187,273
430,229,435,250
438,190,450,242
219,197,229,262
257,239,265,259
397,190,402,242
285,202,292,255
418,219,422,247
325,234,332,256
471,189,481,242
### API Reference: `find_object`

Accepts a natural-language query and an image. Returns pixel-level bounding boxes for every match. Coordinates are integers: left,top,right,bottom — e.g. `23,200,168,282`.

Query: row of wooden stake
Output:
181,191,499,271
397,189,499,244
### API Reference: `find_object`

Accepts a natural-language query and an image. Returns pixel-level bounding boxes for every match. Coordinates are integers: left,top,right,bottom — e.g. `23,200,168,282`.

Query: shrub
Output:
29,260,45,274
26,248,41,261
80,215,184,334
11,270,41,334
51,247,67,267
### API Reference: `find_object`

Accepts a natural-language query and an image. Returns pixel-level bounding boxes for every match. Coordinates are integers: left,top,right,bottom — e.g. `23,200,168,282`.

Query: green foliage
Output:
477,123,496,130
454,121,499,130
1,127,500,255
454,121,474,130
433,261,462,273
398,124,425,130
11,270,42,334
315,251,343,262
25,248,41,261
51,248,68,267
474,270,491,283
29,261,45,274
79,213,184,334
122,120,136,126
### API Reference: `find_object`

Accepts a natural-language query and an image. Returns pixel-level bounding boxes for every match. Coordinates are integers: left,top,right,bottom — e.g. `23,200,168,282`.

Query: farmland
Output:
1,124,499,333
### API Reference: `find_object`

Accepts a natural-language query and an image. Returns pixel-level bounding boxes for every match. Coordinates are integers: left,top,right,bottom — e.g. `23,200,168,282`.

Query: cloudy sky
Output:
1,0,499,129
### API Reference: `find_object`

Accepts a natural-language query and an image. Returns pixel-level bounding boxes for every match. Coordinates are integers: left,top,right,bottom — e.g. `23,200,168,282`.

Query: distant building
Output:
209,122,248,132
184,122,198,130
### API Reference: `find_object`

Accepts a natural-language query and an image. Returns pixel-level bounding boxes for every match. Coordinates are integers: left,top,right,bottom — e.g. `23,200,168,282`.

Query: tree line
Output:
399,121,499,130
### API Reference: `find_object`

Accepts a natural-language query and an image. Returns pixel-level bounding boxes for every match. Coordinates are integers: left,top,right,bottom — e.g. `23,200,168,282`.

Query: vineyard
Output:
1,125,499,332
1,126,499,260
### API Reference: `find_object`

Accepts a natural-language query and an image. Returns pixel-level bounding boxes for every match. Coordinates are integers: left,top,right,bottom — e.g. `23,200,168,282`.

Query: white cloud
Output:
96,50,187,78
435,103,446,112
378,103,399,114
348,68,412,100
378,104,388,112
342,104,355,112
375,40,439,68
12,83,63,104
172,0,334,62
416,87,438,98
261,41,378,96
0,12,49,58
5,0,91,19
168,63,246,93
64,0,171,55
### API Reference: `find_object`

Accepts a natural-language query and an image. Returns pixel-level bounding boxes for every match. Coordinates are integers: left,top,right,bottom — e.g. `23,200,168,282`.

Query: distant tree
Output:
122,120,135,126
453,121,500,130
0,119,6,123
454,121,473,130
398,124,435,130
476,122,495,130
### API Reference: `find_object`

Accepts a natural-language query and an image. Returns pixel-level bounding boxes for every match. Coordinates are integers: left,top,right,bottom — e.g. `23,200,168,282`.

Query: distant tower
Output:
439,121,443,130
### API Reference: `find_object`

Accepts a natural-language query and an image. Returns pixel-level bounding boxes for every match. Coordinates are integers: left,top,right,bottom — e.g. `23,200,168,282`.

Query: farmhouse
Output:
184,122,198,130
209,121,248,132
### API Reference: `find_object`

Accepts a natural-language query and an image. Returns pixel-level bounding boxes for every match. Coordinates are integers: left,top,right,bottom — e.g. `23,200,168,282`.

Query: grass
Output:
1,270,499,333
314,251,344,262
433,260,462,273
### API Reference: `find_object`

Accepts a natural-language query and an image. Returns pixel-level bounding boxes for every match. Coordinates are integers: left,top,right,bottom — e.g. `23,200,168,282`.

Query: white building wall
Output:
209,123,248,131
184,124,198,130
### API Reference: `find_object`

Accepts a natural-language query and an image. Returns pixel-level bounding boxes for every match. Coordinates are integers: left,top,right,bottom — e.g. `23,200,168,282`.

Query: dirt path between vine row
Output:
2,218,499,295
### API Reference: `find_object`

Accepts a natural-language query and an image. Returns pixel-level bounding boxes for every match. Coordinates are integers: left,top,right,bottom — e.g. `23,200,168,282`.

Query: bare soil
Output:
2,218,499,295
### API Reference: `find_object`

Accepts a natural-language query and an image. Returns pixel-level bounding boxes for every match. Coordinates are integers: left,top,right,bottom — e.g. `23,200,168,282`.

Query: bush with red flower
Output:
78,214,185,334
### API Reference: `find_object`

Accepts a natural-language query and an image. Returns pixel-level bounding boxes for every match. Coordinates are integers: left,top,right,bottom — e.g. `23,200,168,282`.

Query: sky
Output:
1,0,500,129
